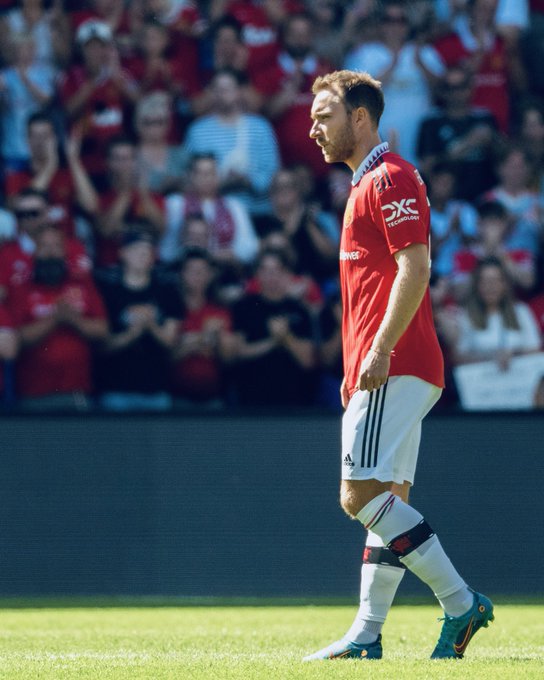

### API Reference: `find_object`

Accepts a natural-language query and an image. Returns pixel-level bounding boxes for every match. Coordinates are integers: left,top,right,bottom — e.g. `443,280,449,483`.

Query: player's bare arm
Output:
358,243,430,392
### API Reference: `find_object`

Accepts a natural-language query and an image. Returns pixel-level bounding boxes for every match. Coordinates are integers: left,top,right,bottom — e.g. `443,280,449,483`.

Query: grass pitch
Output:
0,600,542,679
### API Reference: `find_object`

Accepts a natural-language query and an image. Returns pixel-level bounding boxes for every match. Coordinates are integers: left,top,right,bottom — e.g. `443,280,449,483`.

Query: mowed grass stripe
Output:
0,604,542,679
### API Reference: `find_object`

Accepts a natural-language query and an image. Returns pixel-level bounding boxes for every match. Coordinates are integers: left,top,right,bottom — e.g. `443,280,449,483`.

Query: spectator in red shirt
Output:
94,136,166,267
209,0,304,73
171,247,235,407
451,200,536,301
58,20,140,182
123,17,201,105
255,12,331,179
0,188,92,304
4,112,99,239
432,0,527,133
12,225,108,411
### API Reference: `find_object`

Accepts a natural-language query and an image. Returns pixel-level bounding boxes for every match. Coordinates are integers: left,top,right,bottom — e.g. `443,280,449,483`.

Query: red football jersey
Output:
340,144,444,397
12,278,106,398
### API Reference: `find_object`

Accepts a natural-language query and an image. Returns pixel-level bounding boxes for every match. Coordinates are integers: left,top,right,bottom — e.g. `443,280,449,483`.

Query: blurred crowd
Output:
0,0,544,412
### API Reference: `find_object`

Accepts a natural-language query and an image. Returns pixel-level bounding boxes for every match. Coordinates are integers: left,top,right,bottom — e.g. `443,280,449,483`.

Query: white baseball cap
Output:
76,20,113,45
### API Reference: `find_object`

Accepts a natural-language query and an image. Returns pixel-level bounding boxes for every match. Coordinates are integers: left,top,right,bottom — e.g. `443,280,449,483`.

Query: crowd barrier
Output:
0,411,542,598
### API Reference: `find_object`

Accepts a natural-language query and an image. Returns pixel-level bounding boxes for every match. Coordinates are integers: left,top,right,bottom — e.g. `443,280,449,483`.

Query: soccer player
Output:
304,70,493,661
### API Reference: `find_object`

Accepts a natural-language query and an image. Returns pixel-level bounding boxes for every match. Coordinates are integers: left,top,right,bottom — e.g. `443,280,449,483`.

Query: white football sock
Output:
344,531,405,645
356,493,472,617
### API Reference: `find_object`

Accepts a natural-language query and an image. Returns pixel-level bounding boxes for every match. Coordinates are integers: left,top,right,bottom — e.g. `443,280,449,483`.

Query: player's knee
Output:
340,485,364,518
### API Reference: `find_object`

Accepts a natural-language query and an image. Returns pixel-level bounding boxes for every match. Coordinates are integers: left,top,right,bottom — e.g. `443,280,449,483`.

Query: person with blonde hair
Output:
135,91,185,194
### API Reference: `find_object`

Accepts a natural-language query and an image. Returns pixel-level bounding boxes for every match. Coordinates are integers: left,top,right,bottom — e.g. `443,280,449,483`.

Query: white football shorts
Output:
341,375,442,485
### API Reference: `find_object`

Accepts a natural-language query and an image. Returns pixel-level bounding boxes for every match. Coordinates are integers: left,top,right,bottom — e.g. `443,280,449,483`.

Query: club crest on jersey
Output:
343,198,355,229
381,198,419,227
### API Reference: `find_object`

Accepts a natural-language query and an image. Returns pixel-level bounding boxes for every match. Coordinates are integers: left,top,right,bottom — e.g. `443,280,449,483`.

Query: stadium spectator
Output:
0,303,18,408
0,188,91,304
130,0,205,88
11,225,108,411
94,136,166,267
94,227,182,412
432,0,526,134
0,35,56,171
522,0,544,98
452,201,536,300
171,247,235,407
259,168,339,285
70,0,134,56
229,247,317,406
160,153,259,271
427,161,479,279
481,144,543,254
194,15,262,114
515,99,544,192
134,92,185,194
449,256,541,367
255,12,330,180
305,0,352,68
58,20,139,182
208,0,304,73
417,65,498,200
123,17,201,105
343,0,445,164
0,0,71,69
183,68,280,216
4,113,99,239
316,290,343,410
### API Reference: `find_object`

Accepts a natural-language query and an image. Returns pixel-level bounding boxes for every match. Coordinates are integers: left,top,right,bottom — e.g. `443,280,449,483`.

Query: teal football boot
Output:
303,635,383,661
431,591,494,659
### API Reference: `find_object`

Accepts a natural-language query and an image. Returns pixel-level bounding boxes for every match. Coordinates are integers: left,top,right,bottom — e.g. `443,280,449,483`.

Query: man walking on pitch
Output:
304,70,493,661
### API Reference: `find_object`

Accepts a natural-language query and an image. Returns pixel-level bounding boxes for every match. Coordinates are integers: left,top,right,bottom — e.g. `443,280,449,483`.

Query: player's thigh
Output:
341,376,441,486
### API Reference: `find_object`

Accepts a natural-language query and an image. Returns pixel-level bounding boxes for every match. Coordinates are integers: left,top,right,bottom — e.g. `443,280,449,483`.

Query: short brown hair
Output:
312,70,385,127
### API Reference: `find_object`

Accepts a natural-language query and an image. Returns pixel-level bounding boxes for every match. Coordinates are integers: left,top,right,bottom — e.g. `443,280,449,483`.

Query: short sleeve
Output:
370,165,430,254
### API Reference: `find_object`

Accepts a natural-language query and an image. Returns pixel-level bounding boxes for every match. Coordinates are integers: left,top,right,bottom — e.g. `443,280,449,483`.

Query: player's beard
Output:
322,122,357,164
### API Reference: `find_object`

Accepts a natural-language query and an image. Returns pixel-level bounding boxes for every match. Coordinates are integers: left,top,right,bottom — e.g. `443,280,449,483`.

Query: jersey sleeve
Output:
370,164,430,255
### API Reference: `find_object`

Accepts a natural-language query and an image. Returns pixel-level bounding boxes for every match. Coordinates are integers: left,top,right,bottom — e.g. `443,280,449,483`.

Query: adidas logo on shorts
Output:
343,453,355,467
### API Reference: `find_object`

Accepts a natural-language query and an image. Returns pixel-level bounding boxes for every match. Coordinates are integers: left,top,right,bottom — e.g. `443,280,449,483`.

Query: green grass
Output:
0,601,542,679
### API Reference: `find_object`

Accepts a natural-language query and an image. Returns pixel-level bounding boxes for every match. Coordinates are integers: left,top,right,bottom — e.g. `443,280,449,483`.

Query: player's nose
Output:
309,120,320,138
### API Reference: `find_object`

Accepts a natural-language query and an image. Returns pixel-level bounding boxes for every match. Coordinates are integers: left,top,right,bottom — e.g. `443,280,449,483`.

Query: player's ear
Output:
352,106,369,127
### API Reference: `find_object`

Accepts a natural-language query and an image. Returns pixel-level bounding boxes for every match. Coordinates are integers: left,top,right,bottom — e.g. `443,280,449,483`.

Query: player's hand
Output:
358,349,390,392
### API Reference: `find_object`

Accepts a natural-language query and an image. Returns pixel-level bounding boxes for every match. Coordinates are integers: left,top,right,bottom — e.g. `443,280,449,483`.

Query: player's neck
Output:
346,133,384,173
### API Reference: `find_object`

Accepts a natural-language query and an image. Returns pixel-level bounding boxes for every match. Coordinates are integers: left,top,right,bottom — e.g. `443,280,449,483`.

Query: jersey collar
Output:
351,142,390,186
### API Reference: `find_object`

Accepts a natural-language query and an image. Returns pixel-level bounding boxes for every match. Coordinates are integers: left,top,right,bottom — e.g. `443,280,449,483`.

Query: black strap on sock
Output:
387,520,435,558
363,545,407,569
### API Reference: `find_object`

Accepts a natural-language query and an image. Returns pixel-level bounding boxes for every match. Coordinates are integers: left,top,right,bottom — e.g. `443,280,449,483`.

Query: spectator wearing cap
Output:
11,225,108,412
94,226,182,412
70,0,134,56
58,19,140,183
0,34,56,172
94,136,166,267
